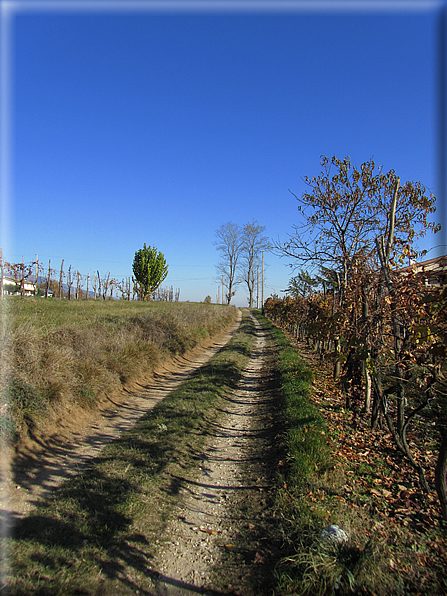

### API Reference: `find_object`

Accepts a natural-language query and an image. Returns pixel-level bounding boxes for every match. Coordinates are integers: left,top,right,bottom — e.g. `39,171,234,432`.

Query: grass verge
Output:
2,310,255,596
256,312,447,596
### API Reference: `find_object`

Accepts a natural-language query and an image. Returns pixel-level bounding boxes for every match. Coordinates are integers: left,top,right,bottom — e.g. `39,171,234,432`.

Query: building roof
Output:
397,255,447,284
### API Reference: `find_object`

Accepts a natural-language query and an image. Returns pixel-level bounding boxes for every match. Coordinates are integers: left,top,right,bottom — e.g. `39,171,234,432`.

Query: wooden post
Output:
86,273,89,299
0,248,3,298
67,265,72,300
45,259,51,298
59,259,64,299
35,253,38,295
261,251,264,311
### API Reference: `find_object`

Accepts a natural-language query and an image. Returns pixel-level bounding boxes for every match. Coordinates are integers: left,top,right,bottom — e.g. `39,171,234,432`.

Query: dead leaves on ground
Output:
291,338,447,563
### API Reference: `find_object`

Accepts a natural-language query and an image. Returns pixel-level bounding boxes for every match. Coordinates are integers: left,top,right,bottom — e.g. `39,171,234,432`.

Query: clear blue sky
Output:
1,0,445,306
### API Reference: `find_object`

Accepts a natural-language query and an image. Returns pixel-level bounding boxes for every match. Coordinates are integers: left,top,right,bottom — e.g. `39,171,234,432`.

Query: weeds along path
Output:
149,313,278,596
0,310,242,525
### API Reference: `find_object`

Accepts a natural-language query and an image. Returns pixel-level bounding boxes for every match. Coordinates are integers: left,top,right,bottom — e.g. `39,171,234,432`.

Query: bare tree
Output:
117,277,132,301
214,222,243,304
101,272,111,300
75,271,81,299
239,220,269,308
96,271,101,300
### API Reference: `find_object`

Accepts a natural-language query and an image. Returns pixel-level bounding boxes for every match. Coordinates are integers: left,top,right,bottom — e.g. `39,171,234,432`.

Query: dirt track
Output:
2,310,281,595
0,311,242,530
147,312,278,595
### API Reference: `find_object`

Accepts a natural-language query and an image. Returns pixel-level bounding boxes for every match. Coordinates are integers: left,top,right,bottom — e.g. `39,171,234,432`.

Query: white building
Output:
1,276,36,296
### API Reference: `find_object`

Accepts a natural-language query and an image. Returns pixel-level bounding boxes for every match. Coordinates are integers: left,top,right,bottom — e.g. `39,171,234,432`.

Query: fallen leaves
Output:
290,337,446,537
200,528,219,536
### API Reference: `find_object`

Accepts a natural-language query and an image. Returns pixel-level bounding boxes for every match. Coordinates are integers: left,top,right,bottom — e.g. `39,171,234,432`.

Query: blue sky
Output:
1,0,445,306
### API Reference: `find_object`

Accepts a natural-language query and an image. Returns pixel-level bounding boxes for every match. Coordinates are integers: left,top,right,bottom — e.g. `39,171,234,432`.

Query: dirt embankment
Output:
0,311,242,525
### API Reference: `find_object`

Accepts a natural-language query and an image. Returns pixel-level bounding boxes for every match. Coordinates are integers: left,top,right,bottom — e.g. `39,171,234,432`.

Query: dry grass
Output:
3,310,255,596
0,298,237,442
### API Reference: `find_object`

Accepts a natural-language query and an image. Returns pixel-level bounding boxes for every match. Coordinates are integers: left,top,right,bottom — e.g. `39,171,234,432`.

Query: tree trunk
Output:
333,338,341,379
361,281,372,413
373,375,430,492
20,256,25,297
59,259,64,299
67,265,72,300
435,430,447,521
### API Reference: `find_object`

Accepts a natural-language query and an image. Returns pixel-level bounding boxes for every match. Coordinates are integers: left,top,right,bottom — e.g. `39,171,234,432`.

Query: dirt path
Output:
0,311,242,529
147,313,279,596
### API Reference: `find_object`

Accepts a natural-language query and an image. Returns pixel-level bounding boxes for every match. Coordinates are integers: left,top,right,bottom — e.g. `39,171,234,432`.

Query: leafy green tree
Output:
132,244,168,300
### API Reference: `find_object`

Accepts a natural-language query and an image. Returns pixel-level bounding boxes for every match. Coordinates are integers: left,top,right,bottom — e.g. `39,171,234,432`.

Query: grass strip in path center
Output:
2,311,257,596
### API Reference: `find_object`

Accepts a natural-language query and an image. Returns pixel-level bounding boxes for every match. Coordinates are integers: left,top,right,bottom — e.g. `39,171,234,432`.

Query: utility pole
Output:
261,251,264,312
221,275,224,305
217,284,220,305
